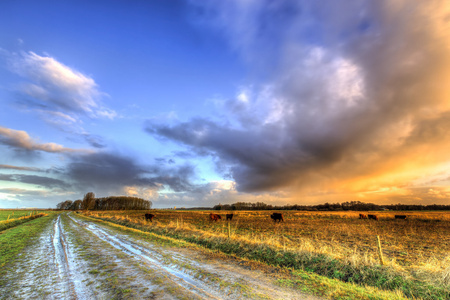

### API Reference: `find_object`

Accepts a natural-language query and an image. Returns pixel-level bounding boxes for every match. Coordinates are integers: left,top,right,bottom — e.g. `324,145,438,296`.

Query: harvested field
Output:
91,210,449,265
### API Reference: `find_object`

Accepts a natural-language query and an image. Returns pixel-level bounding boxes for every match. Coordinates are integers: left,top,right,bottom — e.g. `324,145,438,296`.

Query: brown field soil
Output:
91,210,450,284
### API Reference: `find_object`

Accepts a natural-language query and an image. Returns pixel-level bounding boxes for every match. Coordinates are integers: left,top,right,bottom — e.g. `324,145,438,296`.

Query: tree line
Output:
56,192,152,211
213,201,450,211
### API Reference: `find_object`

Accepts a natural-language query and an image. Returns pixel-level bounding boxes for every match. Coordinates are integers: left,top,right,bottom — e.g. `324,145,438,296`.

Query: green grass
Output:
0,213,49,232
81,214,414,300
0,210,50,221
0,213,57,272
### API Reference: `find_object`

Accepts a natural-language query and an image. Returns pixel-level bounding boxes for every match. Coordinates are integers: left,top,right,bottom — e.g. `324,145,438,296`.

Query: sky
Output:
1,0,450,209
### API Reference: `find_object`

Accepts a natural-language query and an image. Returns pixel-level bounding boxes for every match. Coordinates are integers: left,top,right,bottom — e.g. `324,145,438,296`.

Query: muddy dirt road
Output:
0,213,318,299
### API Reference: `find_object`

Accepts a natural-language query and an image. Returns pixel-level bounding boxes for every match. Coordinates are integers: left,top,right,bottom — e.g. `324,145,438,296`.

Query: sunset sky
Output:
1,1,450,208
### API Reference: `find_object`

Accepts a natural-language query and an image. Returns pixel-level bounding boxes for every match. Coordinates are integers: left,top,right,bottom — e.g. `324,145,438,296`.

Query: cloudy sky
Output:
1,0,450,208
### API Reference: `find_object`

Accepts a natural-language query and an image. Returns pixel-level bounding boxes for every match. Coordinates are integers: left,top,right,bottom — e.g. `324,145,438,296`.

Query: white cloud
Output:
123,186,159,200
0,126,93,154
8,51,116,119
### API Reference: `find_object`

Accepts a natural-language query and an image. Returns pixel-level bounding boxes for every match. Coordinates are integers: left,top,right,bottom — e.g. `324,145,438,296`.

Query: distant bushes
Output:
213,201,450,211
56,192,152,211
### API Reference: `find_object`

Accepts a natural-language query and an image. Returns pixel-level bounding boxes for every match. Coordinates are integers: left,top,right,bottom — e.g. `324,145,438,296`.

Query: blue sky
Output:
1,1,450,208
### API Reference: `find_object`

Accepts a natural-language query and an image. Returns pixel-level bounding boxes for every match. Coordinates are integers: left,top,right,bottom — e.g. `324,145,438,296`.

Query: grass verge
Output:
0,213,56,276
80,214,415,300
0,213,48,232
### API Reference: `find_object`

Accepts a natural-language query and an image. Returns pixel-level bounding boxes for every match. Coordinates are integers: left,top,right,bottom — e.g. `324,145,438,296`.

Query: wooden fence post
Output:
228,222,231,238
376,235,385,265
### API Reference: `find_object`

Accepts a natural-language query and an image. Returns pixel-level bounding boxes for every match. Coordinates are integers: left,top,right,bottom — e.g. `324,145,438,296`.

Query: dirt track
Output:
0,213,318,300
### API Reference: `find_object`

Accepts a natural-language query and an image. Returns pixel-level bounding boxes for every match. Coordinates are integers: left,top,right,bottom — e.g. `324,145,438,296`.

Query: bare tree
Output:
82,192,96,210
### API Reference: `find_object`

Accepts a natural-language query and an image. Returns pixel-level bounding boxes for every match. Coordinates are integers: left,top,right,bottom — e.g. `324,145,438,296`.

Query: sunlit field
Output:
88,209,450,298
91,210,449,265
0,210,45,221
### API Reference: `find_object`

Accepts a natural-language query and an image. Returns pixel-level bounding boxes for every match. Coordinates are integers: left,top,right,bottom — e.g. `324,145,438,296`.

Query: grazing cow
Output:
226,214,234,221
368,214,379,221
270,213,284,222
144,213,155,222
359,213,367,219
395,215,407,220
210,213,221,222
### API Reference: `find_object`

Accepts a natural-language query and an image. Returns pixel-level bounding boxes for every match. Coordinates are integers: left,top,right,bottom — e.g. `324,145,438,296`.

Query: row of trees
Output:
56,192,152,211
213,201,450,211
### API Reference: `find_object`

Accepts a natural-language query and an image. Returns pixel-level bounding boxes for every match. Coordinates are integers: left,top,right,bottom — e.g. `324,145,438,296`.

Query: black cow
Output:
395,215,407,220
145,213,155,222
270,213,284,222
226,214,234,221
368,214,378,221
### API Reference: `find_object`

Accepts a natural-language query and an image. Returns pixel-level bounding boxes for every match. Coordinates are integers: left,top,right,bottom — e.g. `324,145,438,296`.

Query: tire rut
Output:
0,214,96,299
52,215,77,298
69,215,221,300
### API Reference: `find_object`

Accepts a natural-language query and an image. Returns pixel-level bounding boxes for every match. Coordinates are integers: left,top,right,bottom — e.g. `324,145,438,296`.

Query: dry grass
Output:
89,210,450,288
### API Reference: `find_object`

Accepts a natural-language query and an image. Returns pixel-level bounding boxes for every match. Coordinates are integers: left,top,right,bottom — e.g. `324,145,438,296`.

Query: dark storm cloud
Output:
147,1,450,194
65,152,196,194
146,118,301,191
0,173,70,189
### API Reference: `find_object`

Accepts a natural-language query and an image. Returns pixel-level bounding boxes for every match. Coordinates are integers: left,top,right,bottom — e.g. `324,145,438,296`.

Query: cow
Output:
368,214,378,221
359,213,367,219
226,214,234,221
395,215,407,220
270,213,284,222
144,213,155,222
210,213,221,222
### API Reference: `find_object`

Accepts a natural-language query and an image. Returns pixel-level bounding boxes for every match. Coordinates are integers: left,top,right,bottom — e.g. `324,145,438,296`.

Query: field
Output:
89,209,450,299
0,209,45,221
91,210,450,266
1,209,448,299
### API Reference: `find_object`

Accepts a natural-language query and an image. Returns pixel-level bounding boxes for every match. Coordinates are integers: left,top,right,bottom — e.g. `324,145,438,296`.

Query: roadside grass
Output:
0,212,49,232
80,214,415,300
0,212,57,282
0,210,49,221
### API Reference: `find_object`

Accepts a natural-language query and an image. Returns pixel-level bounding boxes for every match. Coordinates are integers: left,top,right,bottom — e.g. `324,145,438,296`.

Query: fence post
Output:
176,218,179,228
376,235,385,265
228,222,231,238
